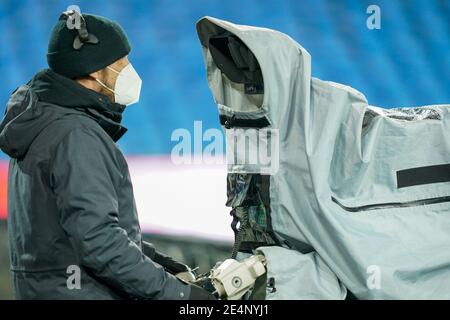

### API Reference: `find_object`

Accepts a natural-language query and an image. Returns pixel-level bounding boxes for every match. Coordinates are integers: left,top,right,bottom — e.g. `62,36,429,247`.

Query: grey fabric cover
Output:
197,16,450,299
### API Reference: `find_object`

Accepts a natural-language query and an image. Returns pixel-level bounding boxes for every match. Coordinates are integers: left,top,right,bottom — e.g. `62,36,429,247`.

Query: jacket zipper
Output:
331,195,450,212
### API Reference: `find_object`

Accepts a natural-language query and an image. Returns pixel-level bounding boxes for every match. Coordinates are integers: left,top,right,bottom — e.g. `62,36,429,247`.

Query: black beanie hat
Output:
47,13,131,78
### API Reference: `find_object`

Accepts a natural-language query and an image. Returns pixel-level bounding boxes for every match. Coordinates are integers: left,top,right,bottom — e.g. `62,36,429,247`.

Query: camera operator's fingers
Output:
176,270,196,283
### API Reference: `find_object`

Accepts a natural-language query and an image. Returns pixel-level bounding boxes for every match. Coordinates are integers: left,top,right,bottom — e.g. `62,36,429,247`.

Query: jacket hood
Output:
196,16,312,128
0,69,127,158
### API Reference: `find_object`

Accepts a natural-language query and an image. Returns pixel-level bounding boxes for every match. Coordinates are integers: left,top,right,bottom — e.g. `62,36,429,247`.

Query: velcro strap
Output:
220,114,270,129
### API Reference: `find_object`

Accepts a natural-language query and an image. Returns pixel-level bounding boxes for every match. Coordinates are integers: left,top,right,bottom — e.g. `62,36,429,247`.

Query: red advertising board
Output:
0,160,7,220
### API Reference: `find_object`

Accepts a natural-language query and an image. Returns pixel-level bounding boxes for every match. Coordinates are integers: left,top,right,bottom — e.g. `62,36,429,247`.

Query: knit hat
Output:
47,13,131,78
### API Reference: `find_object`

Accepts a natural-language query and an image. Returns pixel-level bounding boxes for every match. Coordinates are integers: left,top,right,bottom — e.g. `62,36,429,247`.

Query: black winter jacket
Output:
0,69,190,300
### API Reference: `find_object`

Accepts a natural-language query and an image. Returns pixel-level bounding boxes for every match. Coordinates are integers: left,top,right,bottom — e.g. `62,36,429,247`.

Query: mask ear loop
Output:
95,78,115,94
94,66,124,94
106,66,120,74
95,66,131,97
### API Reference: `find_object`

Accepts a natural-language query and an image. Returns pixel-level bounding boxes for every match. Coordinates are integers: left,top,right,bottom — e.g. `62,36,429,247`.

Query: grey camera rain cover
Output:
196,16,450,299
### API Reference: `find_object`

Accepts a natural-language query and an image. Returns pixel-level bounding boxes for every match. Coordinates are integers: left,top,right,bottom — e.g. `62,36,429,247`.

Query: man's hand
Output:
153,250,190,274
176,270,196,283
189,284,217,300
142,241,195,278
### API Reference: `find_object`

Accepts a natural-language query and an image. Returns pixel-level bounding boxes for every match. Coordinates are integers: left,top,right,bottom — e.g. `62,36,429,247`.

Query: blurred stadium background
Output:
0,0,448,299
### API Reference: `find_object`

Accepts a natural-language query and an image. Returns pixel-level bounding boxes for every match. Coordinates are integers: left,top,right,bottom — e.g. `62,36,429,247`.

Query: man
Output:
0,11,214,300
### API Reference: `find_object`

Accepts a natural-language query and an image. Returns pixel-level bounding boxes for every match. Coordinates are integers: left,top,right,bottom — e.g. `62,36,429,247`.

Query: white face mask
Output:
96,63,142,106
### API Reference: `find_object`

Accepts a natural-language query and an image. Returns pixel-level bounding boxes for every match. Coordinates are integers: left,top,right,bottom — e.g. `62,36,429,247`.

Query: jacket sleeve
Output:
142,241,190,274
51,127,190,300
